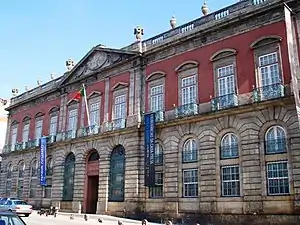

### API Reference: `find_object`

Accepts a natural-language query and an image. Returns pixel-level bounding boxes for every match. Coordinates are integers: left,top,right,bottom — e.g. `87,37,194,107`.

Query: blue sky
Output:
0,0,236,100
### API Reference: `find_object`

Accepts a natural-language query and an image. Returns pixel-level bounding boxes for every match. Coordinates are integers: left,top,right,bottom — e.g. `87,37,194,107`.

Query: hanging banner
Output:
40,137,47,186
144,113,156,187
284,3,300,127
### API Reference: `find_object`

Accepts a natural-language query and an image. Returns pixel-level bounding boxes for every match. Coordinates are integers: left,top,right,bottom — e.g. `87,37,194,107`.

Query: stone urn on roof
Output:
201,1,209,15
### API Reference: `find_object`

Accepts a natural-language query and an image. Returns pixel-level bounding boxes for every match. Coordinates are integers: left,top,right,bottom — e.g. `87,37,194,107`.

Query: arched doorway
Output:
84,150,99,214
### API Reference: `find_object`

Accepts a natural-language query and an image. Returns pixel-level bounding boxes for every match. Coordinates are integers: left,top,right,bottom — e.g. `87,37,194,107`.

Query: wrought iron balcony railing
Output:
3,145,11,153
253,83,285,102
15,143,23,151
27,139,39,148
182,150,198,163
211,93,238,111
153,110,165,122
65,130,77,140
265,138,287,154
48,135,57,143
112,118,126,131
220,144,239,159
22,141,28,149
79,125,100,137
56,132,66,142
175,103,198,118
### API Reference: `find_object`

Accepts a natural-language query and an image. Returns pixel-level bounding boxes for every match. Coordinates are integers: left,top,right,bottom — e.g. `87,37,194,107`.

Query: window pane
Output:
267,161,289,195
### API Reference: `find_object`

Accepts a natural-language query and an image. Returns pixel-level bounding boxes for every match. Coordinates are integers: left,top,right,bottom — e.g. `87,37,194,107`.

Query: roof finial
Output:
134,26,144,41
170,16,176,29
201,1,209,16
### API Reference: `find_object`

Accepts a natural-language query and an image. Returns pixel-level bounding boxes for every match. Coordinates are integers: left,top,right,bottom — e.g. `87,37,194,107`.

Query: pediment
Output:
87,91,102,99
112,82,129,91
35,111,45,118
67,99,79,106
60,46,138,86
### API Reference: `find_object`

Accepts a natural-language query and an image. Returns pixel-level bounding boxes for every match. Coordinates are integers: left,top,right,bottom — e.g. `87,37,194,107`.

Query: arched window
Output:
6,164,13,197
109,145,125,202
265,125,287,154
17,162,25,198
63,152,75,201
220,133,238,159
182,139,197,163
45,158,53,198
30,159,38,198
155,143,163,165
88,151,100,161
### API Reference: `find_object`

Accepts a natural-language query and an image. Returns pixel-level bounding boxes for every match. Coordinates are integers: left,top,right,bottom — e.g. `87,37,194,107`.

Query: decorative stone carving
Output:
170,16,176,29
66,58,75,71
202,1,209,15
69,51,128,82
134,26,144,40
11,88,19,96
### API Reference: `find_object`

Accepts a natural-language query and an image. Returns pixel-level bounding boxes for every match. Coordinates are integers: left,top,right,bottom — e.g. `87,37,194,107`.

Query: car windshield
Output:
13,201,28,205
0,215,25,225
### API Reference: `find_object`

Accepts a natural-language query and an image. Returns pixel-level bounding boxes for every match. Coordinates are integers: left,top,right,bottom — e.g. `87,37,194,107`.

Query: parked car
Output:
0,200,32,217
0,210,26,224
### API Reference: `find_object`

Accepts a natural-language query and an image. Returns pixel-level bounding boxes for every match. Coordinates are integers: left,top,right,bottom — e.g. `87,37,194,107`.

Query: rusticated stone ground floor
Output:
1,100,300,224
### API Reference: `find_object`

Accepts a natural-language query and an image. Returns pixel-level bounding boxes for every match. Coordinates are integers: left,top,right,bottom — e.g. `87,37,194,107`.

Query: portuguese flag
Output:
73,86,86,100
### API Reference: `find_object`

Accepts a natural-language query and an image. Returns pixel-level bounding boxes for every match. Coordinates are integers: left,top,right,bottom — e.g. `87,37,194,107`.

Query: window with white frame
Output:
182,139,197,163
217,65,235,96
267,161,289,195
183,169,198,197
35,120,43,139
155,143,163,165
150,85,164,112
221,165,240,197
220,133,238,159
258,52,280,87
22,124,29,142
68,109,78,131
149,172,163,198
10,127,18,150
49,115,58,135
89,102,100,126
265,125,286,154
181,76,196,105
114,95,126,119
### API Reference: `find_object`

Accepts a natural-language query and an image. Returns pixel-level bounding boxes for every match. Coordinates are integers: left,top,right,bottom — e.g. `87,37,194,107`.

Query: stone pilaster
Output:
51,151,65,201
4,114,11,145
80,99,85,127
59,94,67,132
128,69,135,116
98,157,109,213
199,143,217,213
73,161,85,201
103,78,110,121
241,139,262,213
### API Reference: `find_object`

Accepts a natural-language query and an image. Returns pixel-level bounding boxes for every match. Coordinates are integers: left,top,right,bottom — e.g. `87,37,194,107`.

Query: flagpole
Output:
82,84,91,133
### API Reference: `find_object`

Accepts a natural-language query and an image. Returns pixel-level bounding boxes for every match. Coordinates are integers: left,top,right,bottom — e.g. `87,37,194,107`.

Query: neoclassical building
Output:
1,0,300,224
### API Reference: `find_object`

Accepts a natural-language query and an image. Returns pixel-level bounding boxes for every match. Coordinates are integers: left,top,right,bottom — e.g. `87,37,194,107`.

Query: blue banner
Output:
144,113,156,187
40,137,47,186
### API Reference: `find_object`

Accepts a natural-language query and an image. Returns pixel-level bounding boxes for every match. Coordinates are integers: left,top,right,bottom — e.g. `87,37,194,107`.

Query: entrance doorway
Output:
84,150,100,214
86,175,99,214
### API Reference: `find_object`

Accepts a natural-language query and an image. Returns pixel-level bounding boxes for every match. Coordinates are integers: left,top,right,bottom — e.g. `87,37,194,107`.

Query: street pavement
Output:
22,211,161,225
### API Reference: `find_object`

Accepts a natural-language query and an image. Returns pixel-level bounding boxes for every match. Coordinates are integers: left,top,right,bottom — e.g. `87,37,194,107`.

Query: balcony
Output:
79,125,100,137
3,145,11,153
28,139,39,148
211,94,238,111
15,143,23,151
175,103,198,118
111,118,126,131
48,135,57,143
56,132,66,142
265,138,287,154
253,83,285,102
154,111,165,122
65,130,77,140
220,144,239,159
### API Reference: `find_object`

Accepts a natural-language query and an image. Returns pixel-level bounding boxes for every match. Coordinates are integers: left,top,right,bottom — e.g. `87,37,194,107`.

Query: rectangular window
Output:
44,178,52,198
149,172,163,198
67,109,78,131
10,127,18,150
35,120,43,139
267,161,289,195
221,165,240,197
150,85,164,112
181,76,196,105
22,124,29,142
114,95,126,119
259,52,280,86
89,102,100,126
183,169,198,197
217,64,235,96
49,115,58,135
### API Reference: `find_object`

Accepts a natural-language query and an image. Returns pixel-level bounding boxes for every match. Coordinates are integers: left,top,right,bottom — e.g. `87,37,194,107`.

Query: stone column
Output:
241,138,262,214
